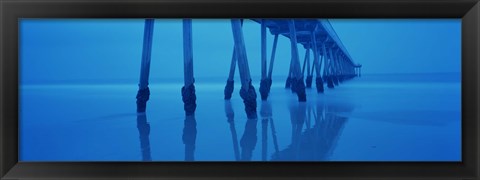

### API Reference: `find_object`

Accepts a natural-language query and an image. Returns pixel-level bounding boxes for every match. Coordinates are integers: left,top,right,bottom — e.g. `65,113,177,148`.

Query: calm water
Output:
19,73,461,161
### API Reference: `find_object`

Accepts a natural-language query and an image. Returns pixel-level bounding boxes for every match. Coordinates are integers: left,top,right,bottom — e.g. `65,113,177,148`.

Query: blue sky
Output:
20,19,461,84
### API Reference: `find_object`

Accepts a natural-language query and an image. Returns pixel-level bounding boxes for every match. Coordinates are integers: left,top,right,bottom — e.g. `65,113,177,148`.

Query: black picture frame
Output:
1,0,479,179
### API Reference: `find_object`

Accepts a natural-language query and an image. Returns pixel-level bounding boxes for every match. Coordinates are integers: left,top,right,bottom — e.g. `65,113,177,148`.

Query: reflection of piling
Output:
182,115,197,161
272,100,353,161
136,112,151,161
288,102,307,160
270,117,280,159
240,119,258,161
260,101,272,161
225,100,240,160
261,119,268,161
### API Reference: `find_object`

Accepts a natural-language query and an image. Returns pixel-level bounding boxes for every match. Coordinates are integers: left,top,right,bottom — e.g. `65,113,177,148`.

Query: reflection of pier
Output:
182,116,197,161
134,19,361,125
224,98,354,161
271,101,354,161
136,112,151,161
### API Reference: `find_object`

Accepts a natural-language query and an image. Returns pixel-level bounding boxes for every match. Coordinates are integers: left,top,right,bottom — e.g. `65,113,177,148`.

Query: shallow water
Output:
19,74,461,161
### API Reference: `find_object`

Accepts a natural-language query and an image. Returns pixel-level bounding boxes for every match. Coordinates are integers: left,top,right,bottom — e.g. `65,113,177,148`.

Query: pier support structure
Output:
311,29,324,93
259,20,277,101
354,65,362,77
181,19,197,161
323,42,334,89
224,20,244,100
136,19,155,113
181,19,197,117
287,20,307,102
231,19,258,119
332,49,340,86
136,19,359,116
301,48,313,88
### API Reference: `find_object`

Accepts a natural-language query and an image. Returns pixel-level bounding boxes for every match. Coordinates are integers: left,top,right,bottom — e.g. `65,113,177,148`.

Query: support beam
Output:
224,49,236,99
331,50,339,86
231,19,257,119
326,46,335,89
181,19,197,117
301,47,312,88
285,56,294,89
322,43,328,80
224,20,244,100
261,20,267,80
259,20,272,101
287,19,306,102
260,34,279,101
301,48,309,76
183,19,194,87
136,19,155,113
312,31,324,93
267,34,279,79
306,47,311,77
305,47,313,88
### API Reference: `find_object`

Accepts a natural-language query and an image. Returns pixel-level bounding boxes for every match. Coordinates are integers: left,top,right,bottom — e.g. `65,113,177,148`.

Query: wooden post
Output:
288,20,302,80
311,31,324,93
224,20,244,100
268,34,279,79
228,50,237,81
261,20,267,80
231,19,257,119
301,48,309,76
231,19,252,90
259,19,271,101
183,19,194,87
331,49,339,86
306,47,311,77
181,19,197,117
326,46,335,89
287,19,306,102
321,42,328,79
136,19,155,113
139,19,155,90
285,56,295,88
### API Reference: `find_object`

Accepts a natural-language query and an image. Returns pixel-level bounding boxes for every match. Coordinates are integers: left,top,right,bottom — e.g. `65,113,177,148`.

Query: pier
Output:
135,19,362,120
